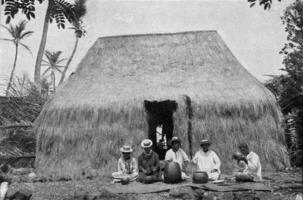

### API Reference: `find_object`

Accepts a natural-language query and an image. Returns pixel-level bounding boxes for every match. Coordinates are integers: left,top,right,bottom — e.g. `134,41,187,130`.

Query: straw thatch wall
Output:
35,31,289,179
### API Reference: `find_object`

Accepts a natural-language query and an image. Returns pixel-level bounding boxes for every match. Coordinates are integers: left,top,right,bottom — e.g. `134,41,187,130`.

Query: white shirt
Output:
244,151,262,181
165,148,189,170
117,157,138,174
193,150,221,174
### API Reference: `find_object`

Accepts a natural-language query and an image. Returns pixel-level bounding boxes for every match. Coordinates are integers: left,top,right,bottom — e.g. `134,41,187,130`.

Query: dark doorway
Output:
144,100,178,160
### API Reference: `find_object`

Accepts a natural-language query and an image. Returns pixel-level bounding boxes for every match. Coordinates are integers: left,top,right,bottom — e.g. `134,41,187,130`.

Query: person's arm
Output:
247,153,259,171
152,153,160,172
165,150,172,162
117,158,124,173
181,149,190,170
192,152,198,164
138,156,147,174
132,158,138,173
211,152,221,173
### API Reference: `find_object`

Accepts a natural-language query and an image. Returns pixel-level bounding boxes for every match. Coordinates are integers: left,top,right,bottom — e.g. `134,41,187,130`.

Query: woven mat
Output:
106,181,271,194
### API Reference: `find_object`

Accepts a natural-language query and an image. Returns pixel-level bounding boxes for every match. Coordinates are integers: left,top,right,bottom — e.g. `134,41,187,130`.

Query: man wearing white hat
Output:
165,136,190,179
112,145,138,182
192,139,221,181
138,139,161,183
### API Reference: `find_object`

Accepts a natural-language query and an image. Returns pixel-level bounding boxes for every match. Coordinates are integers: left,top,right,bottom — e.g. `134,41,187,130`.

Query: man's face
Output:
239,147,249,156
122,152,131,160
143,147,152,154
172,142,180,152
201,144,210,152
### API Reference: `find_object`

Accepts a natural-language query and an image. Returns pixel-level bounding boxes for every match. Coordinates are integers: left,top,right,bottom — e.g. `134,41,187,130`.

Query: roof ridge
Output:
97,30,218,40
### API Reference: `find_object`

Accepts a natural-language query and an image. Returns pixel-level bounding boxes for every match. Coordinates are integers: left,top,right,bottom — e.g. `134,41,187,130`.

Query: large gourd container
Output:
163,162,182,183
192,171,208,184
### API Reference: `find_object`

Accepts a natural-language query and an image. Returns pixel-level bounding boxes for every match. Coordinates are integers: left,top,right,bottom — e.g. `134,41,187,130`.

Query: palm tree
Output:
0,20,33,96
42,50,66,93
59,0,87,85
34,0,76,85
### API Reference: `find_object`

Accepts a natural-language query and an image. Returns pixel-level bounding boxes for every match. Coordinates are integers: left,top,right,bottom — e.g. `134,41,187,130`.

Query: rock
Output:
6,189,32,200
169,186,195,200
27,172,36,180
193,188,204,200
215,192,234,200
202,191,216,200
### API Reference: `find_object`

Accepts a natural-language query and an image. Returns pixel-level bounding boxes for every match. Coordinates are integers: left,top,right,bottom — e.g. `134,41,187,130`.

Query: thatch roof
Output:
53,31,275,109
35,31,289,179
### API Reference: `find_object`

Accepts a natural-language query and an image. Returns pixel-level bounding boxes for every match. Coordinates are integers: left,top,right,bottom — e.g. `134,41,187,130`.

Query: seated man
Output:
165,136,190,179
192,139,221,181
138,139,161,184
112,145,138,182
232,143,262,181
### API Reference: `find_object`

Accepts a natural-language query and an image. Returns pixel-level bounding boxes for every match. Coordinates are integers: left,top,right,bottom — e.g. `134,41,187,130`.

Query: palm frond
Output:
42,67,52,76
44,50,57,64
20,43,33,56
51,0,76,27
54,66,63,73
20,31,34,39
9,24,16,37
43,50,67,75
0,20,33,46
0,38,13,42
73,0,87,19
42,60,50,65
0,24,13,35
14,20,27,38
56,58,67,64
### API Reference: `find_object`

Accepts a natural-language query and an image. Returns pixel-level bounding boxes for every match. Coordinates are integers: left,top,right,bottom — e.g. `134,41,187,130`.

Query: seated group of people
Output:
112,137,262,184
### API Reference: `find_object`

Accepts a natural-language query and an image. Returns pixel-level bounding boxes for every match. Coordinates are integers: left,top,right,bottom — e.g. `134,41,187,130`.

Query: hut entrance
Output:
144,100,178,160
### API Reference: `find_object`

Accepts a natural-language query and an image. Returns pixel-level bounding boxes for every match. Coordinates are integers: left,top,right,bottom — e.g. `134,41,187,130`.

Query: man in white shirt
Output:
235,143,262,181
192,139,221,181
112,145,138,182
165,137,190,179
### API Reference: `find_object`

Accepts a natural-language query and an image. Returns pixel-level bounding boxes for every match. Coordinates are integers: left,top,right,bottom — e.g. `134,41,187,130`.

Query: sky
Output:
0,0,293,94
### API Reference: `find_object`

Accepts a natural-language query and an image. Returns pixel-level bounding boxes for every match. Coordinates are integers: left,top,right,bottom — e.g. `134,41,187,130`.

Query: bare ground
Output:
6,169,303,200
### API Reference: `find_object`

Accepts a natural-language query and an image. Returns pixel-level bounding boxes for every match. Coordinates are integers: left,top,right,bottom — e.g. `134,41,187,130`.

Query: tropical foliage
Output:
1,0,77,85
42,50,66,93
265,0,303,166
59,0,87,84
0,20,33,96
248,0,282,10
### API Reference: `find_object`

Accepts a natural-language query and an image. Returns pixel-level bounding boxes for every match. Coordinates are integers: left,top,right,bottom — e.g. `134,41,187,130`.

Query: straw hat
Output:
200,139,211,145
141,139,153,148
120,145,133,153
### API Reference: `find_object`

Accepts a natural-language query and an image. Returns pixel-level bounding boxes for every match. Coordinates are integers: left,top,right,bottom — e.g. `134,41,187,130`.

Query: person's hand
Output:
151,167,158,173
146,168,152,175
238,160,247,169
210,169,218,173
238,157,248,164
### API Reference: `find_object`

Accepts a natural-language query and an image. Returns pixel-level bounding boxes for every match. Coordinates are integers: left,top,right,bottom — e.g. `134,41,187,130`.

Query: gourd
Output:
163,162,182,184
192,171,208,184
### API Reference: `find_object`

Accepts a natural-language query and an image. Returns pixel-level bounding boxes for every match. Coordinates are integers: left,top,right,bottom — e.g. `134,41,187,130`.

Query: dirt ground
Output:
6,169,303,200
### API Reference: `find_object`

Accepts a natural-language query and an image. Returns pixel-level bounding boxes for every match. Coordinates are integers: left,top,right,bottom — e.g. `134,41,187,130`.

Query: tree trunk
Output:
34,1,51,85
6,43,18,96
59,36,79,84
51,71,56,93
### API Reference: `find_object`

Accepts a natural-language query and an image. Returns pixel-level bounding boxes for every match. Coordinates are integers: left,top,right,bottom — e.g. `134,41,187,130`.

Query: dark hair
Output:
238,143,249,150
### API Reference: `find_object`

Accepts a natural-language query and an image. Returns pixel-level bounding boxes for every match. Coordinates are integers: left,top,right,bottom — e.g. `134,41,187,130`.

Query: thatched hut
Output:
35,31,289,179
